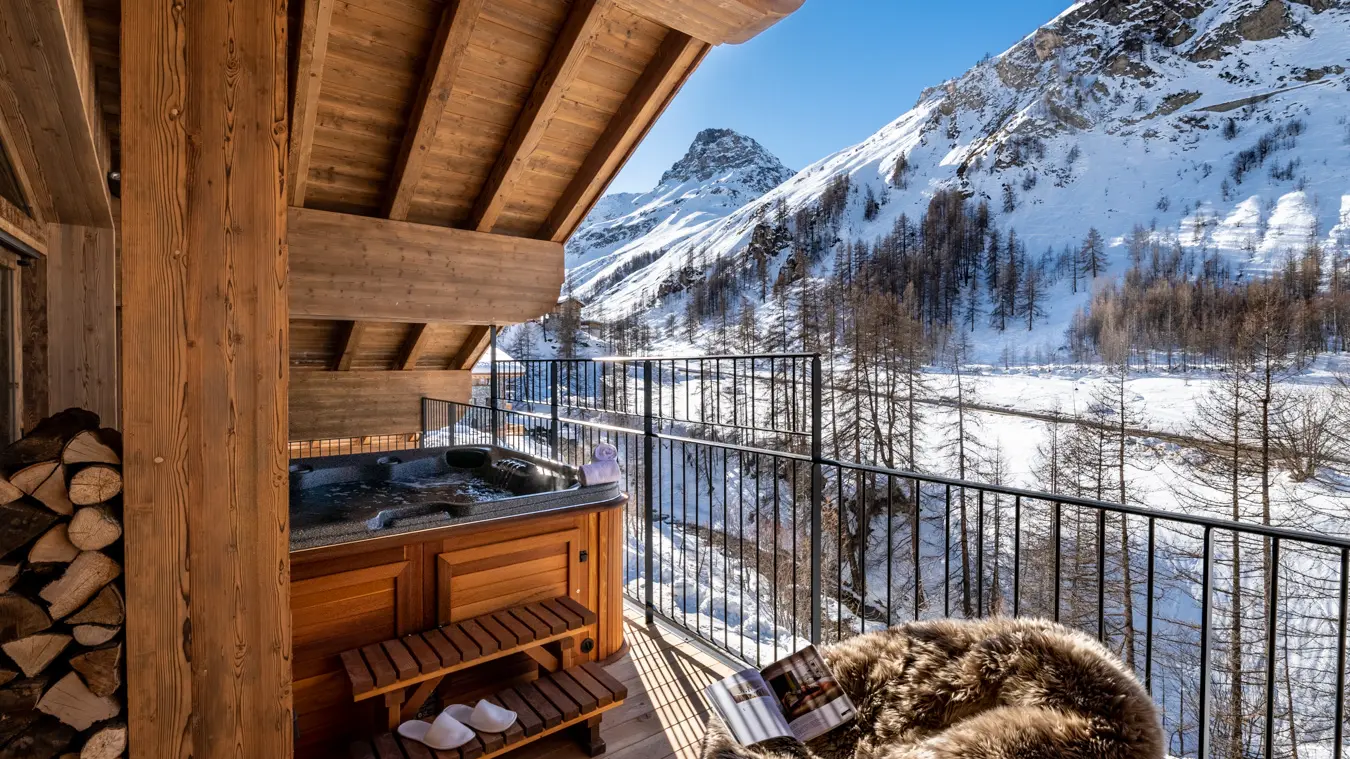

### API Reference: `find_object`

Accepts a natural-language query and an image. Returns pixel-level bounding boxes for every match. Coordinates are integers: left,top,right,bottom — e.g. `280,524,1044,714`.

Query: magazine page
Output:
759,646,855,743
706,669,796,746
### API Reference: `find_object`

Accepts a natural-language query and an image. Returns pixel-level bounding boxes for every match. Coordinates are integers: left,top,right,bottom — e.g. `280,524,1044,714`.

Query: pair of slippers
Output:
398,700,518,750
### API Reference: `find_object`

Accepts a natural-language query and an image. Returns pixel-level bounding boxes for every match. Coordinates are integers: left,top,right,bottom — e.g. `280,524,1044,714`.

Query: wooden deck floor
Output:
514,604,736,759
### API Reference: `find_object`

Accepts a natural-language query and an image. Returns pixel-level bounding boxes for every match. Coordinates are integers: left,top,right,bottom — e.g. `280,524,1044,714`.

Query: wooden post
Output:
121,0,291,757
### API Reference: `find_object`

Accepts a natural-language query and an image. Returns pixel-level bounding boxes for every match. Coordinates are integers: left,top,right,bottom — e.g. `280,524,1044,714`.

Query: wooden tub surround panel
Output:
291,500,626,758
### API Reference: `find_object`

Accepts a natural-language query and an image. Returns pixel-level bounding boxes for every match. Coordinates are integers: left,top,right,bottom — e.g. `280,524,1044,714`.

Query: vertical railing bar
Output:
1263,538,1280,759
1097,508,1106,643
944,484,951,618
643,360,654,624
1145,516,1155,694
1334,546,1348,759
886,476,893,626
912,477,921,622
549,361,559,460
976,489,984,618
489,326,500,447
1013,495,1021,618
1198,526,1215,759
810,356,823,645
1053,500,1062,623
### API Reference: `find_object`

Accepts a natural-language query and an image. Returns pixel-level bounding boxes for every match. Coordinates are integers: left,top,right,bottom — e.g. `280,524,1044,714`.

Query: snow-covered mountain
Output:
574,0,1350,358
566,128,793,295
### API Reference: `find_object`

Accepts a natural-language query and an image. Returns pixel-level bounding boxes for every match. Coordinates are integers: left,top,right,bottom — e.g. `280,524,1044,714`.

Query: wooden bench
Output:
348,661,628,759
338,597,600,731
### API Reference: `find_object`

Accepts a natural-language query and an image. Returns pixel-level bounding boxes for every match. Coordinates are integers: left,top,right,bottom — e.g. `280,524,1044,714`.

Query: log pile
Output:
0,410,126,759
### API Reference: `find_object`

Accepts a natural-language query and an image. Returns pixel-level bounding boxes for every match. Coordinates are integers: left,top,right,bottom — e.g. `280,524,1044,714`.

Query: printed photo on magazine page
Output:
706,646,854,746
760,646,854,742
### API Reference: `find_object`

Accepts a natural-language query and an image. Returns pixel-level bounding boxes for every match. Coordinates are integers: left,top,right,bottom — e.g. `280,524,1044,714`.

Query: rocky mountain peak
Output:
659,128,792,193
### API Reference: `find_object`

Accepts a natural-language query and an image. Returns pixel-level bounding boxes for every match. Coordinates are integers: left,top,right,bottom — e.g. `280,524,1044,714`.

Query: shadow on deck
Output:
517,604,735,759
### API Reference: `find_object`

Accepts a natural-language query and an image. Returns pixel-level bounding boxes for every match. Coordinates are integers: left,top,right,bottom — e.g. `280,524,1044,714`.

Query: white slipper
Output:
398,711,474,750
468,700,517,732
445,701,518,732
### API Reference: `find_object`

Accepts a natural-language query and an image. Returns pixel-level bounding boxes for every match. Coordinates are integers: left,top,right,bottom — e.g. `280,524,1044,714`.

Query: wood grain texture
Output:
395,324,431,371
45,224,117,426
543,32,707,242
20,254,48,430
121,0,292,756
448,325,492,370
0,195,45,254
0,0,113,227
289,370,470,440
385,0,487,221
287,0,337,206
616,0,805,45
468,0,612,233
289,207,563,324
334,321,366,371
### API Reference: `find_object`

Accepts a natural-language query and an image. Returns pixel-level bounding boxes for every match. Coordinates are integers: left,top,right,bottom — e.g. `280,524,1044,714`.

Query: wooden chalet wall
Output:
0,0,119,431
121,0,292,757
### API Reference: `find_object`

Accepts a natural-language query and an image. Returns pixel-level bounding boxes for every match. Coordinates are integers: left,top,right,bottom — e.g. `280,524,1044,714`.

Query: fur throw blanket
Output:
700,618,1163,759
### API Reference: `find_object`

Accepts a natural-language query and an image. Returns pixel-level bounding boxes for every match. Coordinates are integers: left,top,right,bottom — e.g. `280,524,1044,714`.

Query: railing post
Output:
419,398,428,449
810,355,823,645
549,361,560,459
489,325,500,447
643,359,655,624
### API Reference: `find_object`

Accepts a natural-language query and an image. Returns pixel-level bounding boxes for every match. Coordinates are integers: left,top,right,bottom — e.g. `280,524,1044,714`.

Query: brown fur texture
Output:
701,618,1163,759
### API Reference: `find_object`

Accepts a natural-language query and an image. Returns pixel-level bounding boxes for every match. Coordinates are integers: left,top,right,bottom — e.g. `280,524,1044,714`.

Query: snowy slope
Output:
575,0,1350,360
566,128,793,296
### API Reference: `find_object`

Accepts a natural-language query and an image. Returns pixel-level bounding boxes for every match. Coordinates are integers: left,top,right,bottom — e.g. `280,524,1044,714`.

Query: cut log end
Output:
71,625,119,647
80,720,127,759
29,524,79,564
66,585,124,627
61,430,121,467
40,551,121,620
1,633,71,678
67,507,121,552
0,593,53,644
69,643,122,698
67,466,122,507
36,672,120,731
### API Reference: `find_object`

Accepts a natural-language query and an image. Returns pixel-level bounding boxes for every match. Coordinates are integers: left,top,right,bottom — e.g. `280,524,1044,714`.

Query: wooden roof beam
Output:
543,31,708,243
449,326,491,370
0,0,113,227
385,0,487,221
396,324,432,370
335,321,366,371
290,207,564,325
467,0,612,234
0,194,45,254
286,0,336,207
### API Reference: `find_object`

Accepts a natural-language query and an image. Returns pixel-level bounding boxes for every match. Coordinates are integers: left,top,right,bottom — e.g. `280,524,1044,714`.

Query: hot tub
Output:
289,445,622,550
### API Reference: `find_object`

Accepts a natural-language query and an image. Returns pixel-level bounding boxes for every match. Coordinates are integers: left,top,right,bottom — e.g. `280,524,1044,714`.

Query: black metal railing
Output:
423,348,1350,759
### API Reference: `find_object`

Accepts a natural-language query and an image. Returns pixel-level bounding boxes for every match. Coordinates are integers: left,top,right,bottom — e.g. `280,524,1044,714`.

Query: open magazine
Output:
705,646,855,746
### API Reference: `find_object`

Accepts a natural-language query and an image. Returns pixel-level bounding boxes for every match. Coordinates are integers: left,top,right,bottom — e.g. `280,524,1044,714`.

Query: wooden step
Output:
340,596,598,702
349,662,628,759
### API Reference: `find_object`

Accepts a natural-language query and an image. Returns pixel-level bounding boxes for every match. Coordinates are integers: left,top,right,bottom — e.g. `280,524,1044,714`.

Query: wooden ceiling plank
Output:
0,0,113,227
543,31,707,242
467,0,612,234
287,0,337,207
449,325,492,370
396,323,432,370
385,0,489,221
335,320,367,371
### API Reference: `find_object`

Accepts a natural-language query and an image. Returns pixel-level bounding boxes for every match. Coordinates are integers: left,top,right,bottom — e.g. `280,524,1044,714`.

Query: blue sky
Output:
609,0,1072,193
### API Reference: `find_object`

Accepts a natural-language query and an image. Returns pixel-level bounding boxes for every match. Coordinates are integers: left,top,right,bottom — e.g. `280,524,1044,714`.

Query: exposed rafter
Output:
385,0,486,221
0,0,113,227
543,31,708,243
617,0,805,45
449,326,492,371
286,0,336,207
467,0,612,233
334,321,366,371
396,324,432,370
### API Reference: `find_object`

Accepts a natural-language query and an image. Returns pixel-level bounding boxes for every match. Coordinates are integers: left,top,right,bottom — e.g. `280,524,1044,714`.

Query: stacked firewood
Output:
0,410,126,759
